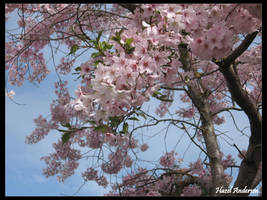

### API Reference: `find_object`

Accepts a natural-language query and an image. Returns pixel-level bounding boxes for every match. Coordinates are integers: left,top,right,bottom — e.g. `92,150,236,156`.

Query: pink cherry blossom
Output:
5,4,262,196
5,89,15,99
140,143,149,152
222,154,236,169
181,184,202,196
159,151,176,168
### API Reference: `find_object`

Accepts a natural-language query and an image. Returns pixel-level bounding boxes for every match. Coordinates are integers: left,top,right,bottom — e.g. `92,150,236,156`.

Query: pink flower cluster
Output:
241,4,262,20
159,151,176,168
101,146,134,174
146,191,161,196
155,90,174,117
56,57,75,75
140,143,149,152
56,160,79,183
109,161,207,196
226,5,262,34
189,159,206,177
176,107,196,119
25,115,57,144
222,154,236,169
190,22,234,60
180,184,202,196
82,168,108,188
5,89,15,99
86,130,103,149
40,140,81,182
111,168,160,196
237,44,262,105
5,3,262,193
76,47,165,122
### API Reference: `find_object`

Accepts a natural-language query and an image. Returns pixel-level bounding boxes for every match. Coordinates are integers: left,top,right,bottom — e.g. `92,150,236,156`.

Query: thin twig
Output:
233,143,246,159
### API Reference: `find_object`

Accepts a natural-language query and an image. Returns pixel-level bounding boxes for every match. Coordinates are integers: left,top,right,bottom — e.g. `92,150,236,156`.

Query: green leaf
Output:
128,117,139,121
98,41,103,50
94,124,108,132
91,52,102,58
94,60,104,66
137,112,147,120
181,29,190,36
160,95,168,99
75,66,81,71
125,38,134,46
118,28,124,36
62,132,71,145
114,29,124,42
89,40,98,48
123,122,128,133
111,36,120,43
184,75,190,83
69,44,79,55
87,120,96,124
79,35,87,42
102,41,113,50
152,91,162,97
89,39,97,44
61,122,71,129
152,91,169,101
155,10,161,14
173,164,180,168
115,32,119,38
126,47,135,54
57,128,70,133
96,31,103,42
109,116,122,128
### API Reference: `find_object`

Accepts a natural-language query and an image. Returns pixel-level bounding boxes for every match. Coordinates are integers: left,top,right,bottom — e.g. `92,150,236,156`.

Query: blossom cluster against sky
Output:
5,6,258,196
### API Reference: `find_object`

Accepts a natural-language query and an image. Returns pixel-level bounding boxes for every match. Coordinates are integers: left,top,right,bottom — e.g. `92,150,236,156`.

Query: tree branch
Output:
119,4,140,13
176,44,229,195
211,106,243,117
214,31,262,196
214,29,260,67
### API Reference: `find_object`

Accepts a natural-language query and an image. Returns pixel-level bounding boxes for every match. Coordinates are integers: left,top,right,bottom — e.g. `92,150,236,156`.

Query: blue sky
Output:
5,6,261,196
5,10,109,196
5,65,109,196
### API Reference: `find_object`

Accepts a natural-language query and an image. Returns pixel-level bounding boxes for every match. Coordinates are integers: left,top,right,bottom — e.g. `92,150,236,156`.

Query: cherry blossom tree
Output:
5,4,262,196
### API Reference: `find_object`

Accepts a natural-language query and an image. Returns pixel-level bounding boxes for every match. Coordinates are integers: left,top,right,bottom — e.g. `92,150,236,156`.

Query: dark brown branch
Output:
185,83,228,195
119,4,140,13
211,106,243,116
176,44,229,195
160,86,186,91
214,31,262,196
214,30,260,67
233,144,246,159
